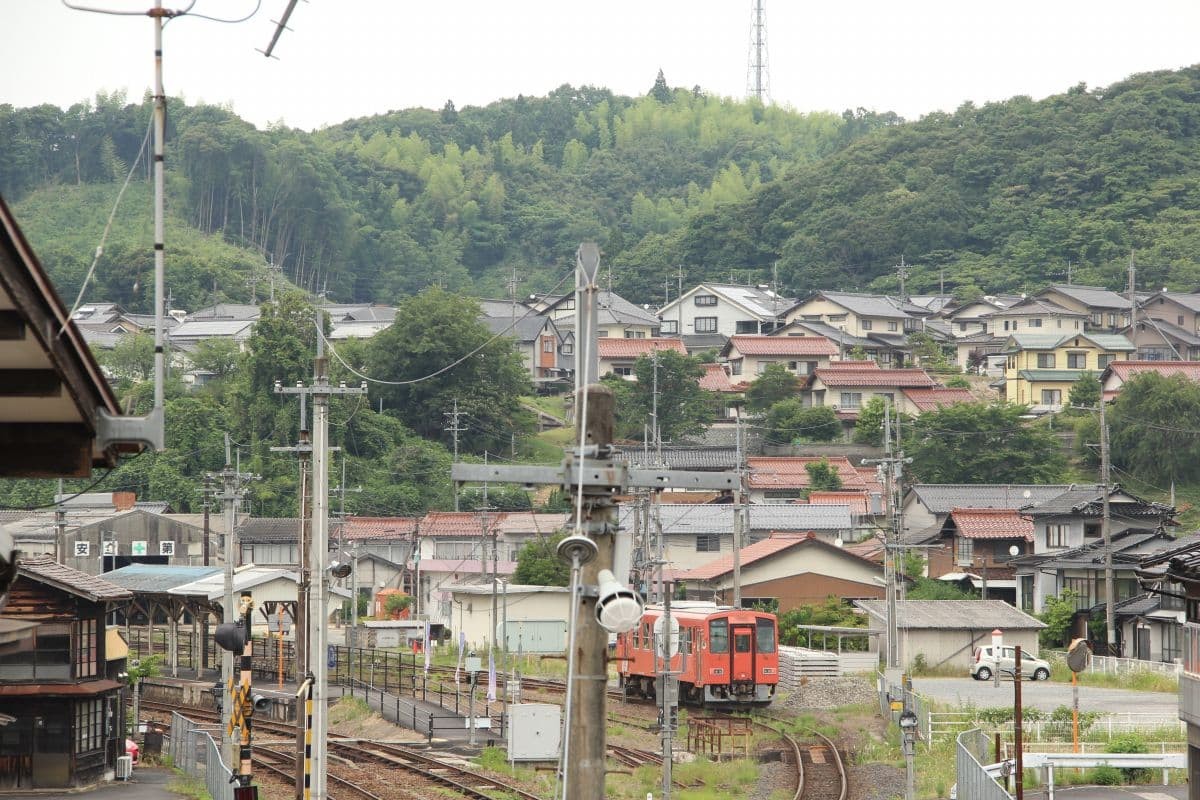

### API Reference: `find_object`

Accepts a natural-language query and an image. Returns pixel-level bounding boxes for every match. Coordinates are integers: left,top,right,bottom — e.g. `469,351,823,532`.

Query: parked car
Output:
125,738,139,766
969,645,1051,681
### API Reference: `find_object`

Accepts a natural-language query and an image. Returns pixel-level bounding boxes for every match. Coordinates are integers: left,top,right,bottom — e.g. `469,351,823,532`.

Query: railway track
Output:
256,745,385,800
752,714,848,800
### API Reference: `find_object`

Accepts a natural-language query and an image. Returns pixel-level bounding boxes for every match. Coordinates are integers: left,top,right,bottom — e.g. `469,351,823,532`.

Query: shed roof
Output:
908,484,1072,515
855,599,1046,630
18,554,132,602
102,564,222,593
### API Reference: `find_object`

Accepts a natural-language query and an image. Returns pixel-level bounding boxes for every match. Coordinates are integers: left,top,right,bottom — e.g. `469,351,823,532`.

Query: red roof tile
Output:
418,512,506,537
680,531,881,582
343,516,419,540
902,387,976,411
699,363,736,392
811,367,937,388
825,360,881,370
728,335,838,357
1105,361,1200,383
856,467,884,495
949,508,1034,541
597,338,687,359
806,491,871,514
747,457,866,490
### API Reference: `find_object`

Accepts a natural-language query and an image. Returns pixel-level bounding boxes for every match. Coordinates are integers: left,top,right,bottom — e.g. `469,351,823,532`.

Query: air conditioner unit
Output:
116,755,133,780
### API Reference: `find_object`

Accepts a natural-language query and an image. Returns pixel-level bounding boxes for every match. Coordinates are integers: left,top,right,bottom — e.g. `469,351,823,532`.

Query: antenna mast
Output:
746,0,771,103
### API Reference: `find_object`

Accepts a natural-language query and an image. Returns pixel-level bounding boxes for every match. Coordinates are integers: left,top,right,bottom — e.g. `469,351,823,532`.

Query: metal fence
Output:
929,711,1183,742
169,711,234,800
955,728,1013,800
339,678,502,742
877,671,933,746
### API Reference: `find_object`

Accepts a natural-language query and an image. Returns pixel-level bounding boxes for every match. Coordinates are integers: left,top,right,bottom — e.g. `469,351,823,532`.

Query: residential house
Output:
802,366,938,423
534,289,660,340
0,555,133,790
326,304,397,340
1133,538,1200,665
1100,360,1200,402
479,306,565,381
771,319,898,364
1035,285,1135,333
901,483,1073,542
981,297,1087,336
953,331,1008,377
855,599,1045,670
746,456,866,503
596,337,688,379
901,387,976,413
167,319,255,352
783,291,926,365
1002,332,1135,411
186,303,261,321
943,295,1022,338
680,532,886,613
414,511,517,630
657,283,794,345
926,508,1034,604
720,334,837,379
1128,292,1200,361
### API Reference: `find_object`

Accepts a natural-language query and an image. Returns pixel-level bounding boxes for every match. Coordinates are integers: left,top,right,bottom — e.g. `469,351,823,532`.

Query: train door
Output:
730,623,756,682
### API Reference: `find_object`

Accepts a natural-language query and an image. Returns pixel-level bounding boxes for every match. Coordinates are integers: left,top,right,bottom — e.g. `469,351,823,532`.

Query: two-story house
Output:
534,289,661,340
596,337,688,379
925,508,1034,604
0,556,133,790
657,283,794,346
943,295,1023,338
479,302,565,382
1127,291,1200,361
902,483,1072,541
1036,284,1136,332
1100,360,1200,403
1002,332,1135,411
783,292,927,366
982,297,1087,335
802,365,937,423
720,334,837,379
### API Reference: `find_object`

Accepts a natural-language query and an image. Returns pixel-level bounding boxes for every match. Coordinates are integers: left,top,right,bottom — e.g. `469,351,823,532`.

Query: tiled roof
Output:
909,484,1072,514
810,291,917,319
810,368,936,388
481,314,552,343
418,512,506,537
493,513,569,535
681,533,835,581
747,457,865,490
902,388,976,411
826,360,881,370
726,335,837,357
238,517,307,543
807,491,871,515
343,517,419,541
778,321,874,348
1022,486,1174,518
187,303,261,321
1104,360,1200,384
855,599,1046,630
615,503,852,536
680,284,794,319
169,319,255,338
699,363,737,392
1133,318,1200,347
597,338,687,359
856,467,884,495
1151,292,1200,313
613,446,738,470
984,298,1085,318
18,554,133,602
1027,529,1172,570
949,508,1034,541
1041,285,1131,310
1017,370,1092,382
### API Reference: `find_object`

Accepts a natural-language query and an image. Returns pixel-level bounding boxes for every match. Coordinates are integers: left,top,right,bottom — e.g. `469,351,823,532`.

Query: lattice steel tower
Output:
746,0,771,103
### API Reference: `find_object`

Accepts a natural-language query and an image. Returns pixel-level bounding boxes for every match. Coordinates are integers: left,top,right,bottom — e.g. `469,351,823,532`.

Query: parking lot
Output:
911,677,1180,716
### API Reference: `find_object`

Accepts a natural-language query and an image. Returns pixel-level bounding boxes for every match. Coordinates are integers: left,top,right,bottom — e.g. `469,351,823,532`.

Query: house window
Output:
624,330,646,339
828,314,847,322
1004,321,1010,331
730,360,743,376
661,320,678,334
888,321,898,332
861,320,873,331
1093,312,1104,326
75,619,97,678
839,392,863,409
1045,524,1068,548
543,338,555,353
1180,315,1186,326
955,537,974,565
696,534,720,552
1108,313,1118,327
561,341,574,355
1030,318,1043,328
695,317,717,333
1020,575,1034,611
1084,523,1100,538
614,366,633,376
1162,583,1186,611
75,699,104,754
904,318,919,331
1041,389,1062,406
1037,353,1056,368
694,294,718,306
1063,576,1092,609
1097,354,1115,369
958,322,968,331
736,320,759,334
1163,623,1181,663
1067,352,1088,369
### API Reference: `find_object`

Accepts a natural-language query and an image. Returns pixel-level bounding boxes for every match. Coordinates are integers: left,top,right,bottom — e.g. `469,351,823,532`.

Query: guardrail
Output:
954,729,1013,800
168,711,234,800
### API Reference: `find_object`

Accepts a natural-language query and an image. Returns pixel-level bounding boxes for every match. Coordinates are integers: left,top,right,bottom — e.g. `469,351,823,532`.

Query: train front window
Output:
709,619,728,653
756,619,776,653
735,633,751,653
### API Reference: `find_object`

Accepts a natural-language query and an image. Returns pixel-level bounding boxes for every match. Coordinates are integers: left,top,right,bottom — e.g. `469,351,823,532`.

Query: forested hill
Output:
7,67,1200,310
661,66,1200,299
0,78,878,312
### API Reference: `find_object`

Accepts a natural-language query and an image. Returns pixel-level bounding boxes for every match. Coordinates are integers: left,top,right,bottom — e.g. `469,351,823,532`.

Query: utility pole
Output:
896,257,909,301
453,244,739,800
200,474,214,676
732,411,744,608
1100,396,1115,654
864,402,909,671
675,265,685,338
445,400,465,512
1127,251,1137,332
659,583,676,800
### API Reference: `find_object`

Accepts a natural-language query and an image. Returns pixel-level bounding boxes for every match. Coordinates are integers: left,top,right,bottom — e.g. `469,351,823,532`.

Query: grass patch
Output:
329,696,373,725
1047,661,1177,693
477,746,510,771
521,394,569,421
166,772,212,800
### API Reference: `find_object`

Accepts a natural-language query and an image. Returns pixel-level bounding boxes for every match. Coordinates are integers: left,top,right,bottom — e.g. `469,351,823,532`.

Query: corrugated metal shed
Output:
855,599,1046,630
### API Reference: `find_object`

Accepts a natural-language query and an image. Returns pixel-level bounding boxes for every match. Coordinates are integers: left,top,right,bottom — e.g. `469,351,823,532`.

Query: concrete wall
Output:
449,589,570,649
867,616,1041,669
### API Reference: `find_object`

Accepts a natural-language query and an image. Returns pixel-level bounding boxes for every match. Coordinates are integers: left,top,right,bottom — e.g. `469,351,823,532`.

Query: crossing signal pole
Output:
452,244,737,800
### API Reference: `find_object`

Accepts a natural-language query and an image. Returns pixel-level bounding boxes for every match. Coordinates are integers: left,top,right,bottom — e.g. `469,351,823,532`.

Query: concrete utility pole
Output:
200,474,214,676
445,400,465,512
451,244,737,800
1099,396,1115,654
864,402,909,671
732,412,745,608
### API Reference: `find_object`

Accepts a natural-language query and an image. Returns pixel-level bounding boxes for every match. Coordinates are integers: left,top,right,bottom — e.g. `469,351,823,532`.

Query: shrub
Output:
1089,765,1123,785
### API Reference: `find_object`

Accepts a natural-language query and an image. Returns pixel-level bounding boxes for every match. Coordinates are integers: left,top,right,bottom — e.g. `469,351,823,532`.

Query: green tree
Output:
1039,590,1080,647
615,350,714,442
1109,372,1200,484
853,397,888,445
512,534,570,586
102,332,155,382
1068,371,1100,410
804,458,843,492
765,400,841,443
907,577,977,600
189,338,241,380
745,363,800,411
907,402,1065,483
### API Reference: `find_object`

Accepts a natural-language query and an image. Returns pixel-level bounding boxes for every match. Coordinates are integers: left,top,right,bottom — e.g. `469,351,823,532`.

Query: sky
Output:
2,1,1200,131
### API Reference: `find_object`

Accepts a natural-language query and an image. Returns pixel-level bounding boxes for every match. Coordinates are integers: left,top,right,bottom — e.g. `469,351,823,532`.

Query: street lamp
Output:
899,709,919,800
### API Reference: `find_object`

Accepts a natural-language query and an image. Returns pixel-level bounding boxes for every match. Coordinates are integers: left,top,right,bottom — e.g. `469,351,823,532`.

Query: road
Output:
1022,786,1185,800
911,677,1179,716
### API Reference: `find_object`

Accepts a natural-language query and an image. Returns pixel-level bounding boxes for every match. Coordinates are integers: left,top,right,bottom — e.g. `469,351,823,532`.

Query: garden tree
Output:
745,363,800,411
188,338,241,380
101,332,155,382
1068,371,1101,410
616,350,715,443
804,458,843,492
512,534,570,586
907,332,951,371
906,402,1066,484
853,397,888,445
765,400,841,443
460,486,532,511
1109,372,1200,484
1039,590,1081,647
944,375,971,389
366,287,532,454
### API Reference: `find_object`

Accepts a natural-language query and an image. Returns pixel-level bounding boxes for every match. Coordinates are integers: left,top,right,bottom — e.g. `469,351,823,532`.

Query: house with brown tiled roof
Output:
679,532,886,613
900,387,976,412
925,508,1035,604
1099,360,1200,402
806,490,874,516
720,334,837,380
802,366,938,423
746,456,865,503
596,337,688,379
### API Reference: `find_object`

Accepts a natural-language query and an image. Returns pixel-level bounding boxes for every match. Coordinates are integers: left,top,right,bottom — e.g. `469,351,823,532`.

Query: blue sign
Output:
328,645,336,668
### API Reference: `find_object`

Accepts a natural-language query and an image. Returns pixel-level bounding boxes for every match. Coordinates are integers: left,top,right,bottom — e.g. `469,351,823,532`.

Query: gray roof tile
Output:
909,484,1072,515
855,599,1046,629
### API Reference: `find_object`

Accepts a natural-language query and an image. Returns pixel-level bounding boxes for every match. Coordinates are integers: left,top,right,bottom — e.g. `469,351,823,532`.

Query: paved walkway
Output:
5,767,185,799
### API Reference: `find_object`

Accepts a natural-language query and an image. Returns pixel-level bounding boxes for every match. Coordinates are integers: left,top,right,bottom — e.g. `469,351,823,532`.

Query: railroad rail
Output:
256,745,385,800
707,712,848,800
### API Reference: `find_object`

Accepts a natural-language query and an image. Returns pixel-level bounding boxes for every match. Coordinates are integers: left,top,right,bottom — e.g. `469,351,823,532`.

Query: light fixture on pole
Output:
899,709,918,800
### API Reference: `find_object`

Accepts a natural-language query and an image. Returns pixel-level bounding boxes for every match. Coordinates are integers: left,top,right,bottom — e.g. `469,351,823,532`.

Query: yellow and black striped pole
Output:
297,675,314,800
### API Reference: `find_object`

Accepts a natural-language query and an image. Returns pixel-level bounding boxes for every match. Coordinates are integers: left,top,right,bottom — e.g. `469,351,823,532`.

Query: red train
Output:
615,603,778,707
